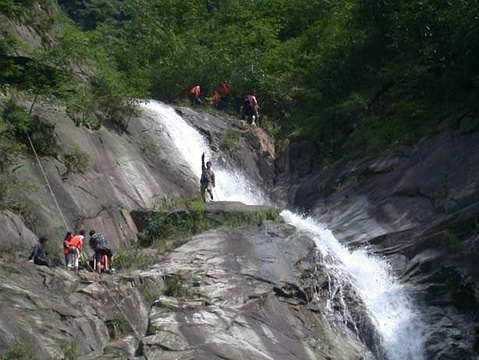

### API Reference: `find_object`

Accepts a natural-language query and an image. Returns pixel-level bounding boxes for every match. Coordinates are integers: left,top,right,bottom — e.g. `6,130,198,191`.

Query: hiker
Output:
66,230,85,273
212,90,222,108
63,231,73,266
28,237,49,267
189,85,203,105
89,230,113,273
248,91,259,126
240,91,259,125
218,82,230,109
200,152,215,202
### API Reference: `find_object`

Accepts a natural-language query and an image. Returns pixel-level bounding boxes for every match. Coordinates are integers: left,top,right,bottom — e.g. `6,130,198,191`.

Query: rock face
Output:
0,216,374,359
0,262,152,359
177,107,276,193
0,101,273,254
278,124,479,358
139,221,372,360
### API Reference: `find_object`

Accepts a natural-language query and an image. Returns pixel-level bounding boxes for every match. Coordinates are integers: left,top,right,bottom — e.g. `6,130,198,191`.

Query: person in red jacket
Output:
218,82,230,109
63,231,73,266
212,90,222,108
189,85,203,105
67,229,85,273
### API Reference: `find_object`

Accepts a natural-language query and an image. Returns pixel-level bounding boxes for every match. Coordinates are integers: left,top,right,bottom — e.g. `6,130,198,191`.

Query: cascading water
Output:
141,101,265,205
141,100,426,360
282,211,425,360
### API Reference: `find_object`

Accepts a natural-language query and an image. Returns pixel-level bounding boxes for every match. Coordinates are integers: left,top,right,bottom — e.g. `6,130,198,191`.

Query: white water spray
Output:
140,100,426,360
141,101,265,204
281,210,425,360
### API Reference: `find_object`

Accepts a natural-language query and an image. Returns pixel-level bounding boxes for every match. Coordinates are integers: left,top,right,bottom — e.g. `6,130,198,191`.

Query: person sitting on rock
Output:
28,237,49,267
89,230,113,273
200,152,215,202
66,229,85,273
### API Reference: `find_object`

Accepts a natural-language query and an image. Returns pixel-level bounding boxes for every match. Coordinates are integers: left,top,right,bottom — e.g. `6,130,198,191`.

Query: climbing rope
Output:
27,135,70,230
27,115,144,343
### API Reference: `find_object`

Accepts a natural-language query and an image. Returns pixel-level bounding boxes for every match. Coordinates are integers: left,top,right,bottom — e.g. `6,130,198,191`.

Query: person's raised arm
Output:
202,152,205,170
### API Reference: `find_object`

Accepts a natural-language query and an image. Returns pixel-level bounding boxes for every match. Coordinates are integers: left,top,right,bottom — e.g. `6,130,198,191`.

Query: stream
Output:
141,100,427,360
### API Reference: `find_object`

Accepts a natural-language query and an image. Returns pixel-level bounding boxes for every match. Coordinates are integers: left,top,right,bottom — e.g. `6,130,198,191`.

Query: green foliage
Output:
57,337,80,360
141,197,212,250
0,175,37,230
163,274,191,298
137,282,158,304
0,340,35,360
61,145,92,180
2,0,479,169
440,230,458,247
114,245,156,271
140,197,279,254
220,128,241,153
223,209,280,227
106,318,128,340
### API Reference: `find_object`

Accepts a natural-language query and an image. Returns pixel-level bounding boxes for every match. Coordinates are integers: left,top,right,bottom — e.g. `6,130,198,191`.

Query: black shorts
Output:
95,248,112,263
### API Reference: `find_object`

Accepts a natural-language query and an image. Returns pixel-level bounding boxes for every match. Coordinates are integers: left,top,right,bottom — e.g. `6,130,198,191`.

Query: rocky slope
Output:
0,204,374,359
276,116,479,358
0,100,275,254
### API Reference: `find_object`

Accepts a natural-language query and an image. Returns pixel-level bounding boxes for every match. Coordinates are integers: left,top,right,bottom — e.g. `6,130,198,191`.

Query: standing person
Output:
89,230,113,273
189,85,203,105
219,82,230,109
212,90,222,108
248,91,259,126
63,231,73,266
200,152,215,202
66,230,85,273
28,237,49,267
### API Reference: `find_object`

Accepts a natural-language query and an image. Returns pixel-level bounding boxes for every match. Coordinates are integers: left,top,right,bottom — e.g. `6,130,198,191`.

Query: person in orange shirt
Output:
212,90,221,108
219,82,230,109
63,231,73,266
189,85,203,105
67,229,85,273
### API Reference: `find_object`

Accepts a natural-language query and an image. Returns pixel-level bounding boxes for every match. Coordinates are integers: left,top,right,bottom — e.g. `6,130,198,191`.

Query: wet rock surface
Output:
279,126,479,358
177,107,276,194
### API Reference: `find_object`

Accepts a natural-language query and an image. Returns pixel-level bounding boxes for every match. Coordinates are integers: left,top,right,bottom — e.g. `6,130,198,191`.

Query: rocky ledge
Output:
0,210,374,359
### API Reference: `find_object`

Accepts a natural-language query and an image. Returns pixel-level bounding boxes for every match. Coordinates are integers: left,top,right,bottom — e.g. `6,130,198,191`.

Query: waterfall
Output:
141,100,426,360
282,211,425,360
141,101,265,205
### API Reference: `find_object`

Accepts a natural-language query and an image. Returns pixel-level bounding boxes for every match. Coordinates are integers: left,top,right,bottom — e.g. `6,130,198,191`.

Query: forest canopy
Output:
2,0,479,159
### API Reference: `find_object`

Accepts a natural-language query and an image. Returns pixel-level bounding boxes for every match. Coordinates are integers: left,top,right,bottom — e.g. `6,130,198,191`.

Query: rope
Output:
28,124,142,341
27,135,70,230
97,273,143,342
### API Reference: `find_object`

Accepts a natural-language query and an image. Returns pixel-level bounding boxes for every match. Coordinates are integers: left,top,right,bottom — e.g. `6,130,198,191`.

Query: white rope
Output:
27,135,70,230
28,127,143,342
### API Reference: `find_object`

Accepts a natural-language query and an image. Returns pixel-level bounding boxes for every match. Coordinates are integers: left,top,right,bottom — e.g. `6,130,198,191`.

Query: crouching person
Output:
89,230,113,273
28,237,49,267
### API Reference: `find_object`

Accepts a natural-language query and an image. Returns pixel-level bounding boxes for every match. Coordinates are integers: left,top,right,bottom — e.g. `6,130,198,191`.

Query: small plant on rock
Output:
163,274,192,298
106,318,128,340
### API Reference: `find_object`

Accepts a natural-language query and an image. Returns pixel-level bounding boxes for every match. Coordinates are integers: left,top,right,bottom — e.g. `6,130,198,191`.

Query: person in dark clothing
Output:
89,230,113,273
200,152,215,202
28,237,49,267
